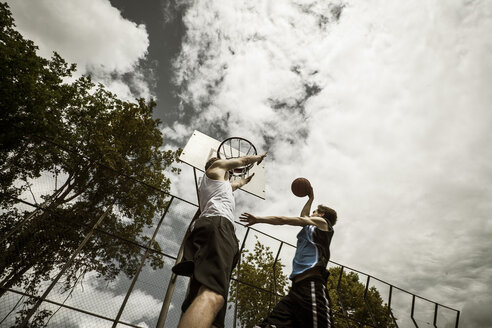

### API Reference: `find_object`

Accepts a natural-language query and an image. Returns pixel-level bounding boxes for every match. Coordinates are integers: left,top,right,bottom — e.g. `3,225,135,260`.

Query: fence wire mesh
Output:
0,137,459,328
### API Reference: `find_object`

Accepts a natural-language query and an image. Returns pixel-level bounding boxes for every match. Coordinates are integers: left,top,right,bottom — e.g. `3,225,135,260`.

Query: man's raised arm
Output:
207,153,266,181
300,187,314,217
217,153,266,171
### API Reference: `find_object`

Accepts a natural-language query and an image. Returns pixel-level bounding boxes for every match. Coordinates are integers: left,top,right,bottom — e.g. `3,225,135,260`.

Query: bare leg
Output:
178,285,224,328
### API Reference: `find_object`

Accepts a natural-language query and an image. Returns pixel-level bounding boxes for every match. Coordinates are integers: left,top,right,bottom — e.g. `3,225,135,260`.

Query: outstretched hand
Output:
244,172,255,184
239,212,258,226
257,152,267,165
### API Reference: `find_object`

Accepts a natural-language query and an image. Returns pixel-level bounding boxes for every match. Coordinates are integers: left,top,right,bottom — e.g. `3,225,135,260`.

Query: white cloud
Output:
161,122,194,144
170,0,492,326
6,0,152,100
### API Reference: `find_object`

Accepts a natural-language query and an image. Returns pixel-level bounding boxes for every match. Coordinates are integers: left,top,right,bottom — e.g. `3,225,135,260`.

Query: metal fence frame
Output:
0,195,461,328
0,135,460,328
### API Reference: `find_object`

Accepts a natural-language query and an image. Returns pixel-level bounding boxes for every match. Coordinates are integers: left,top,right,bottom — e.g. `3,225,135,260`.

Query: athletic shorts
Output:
172,216,239,328
258,276,333,328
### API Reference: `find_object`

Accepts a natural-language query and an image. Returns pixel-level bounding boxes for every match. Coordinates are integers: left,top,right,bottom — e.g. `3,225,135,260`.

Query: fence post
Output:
433,303,438,328
233,227,250,327
335,266,351,328
272,242,283,305
363,275,378,327
387,285,399,328
410,294,419,327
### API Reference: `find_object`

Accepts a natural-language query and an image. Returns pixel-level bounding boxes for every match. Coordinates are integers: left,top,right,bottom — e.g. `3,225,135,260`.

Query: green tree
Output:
0,2,180,326
327,267,397,328
0,2,76,201
229,238,289,328
230,238,397,328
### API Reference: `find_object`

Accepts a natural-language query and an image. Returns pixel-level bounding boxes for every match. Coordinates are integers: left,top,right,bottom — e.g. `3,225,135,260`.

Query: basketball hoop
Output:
217,137,257,179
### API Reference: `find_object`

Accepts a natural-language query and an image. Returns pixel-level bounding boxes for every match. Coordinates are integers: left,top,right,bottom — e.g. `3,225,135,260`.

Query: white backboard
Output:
179,130,265,199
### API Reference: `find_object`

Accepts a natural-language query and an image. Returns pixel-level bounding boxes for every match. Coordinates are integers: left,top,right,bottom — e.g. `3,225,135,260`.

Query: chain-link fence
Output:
0,137,460,328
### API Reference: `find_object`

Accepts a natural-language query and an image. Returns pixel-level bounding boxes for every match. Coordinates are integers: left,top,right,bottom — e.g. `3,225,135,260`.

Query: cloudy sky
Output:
5,0,492,327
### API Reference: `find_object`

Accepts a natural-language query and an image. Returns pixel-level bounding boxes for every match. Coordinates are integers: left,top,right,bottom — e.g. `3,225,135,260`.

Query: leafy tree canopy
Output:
327,267,397,328
229,237,289,328
0,2,180,325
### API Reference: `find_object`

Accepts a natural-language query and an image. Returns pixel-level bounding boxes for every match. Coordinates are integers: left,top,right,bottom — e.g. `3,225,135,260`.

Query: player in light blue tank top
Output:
290,218,334,281
240,186,337,327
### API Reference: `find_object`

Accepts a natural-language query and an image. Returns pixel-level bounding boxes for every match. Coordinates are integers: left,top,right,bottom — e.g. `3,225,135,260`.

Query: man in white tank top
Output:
174,152,266,328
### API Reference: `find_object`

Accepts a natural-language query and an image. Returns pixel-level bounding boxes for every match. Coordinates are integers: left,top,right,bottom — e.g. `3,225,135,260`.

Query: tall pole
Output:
410,295,419,328
233,227,250,327
156,168,202,328
272,242,283,304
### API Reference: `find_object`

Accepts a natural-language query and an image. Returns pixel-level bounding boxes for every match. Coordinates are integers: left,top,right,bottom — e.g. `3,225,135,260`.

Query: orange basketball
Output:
291,178,312,197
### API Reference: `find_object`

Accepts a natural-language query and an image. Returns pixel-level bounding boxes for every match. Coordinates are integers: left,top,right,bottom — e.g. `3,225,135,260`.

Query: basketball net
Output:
217,137,257,180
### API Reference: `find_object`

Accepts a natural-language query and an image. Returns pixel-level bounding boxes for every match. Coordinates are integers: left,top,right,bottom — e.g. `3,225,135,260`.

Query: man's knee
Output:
198,285,224,310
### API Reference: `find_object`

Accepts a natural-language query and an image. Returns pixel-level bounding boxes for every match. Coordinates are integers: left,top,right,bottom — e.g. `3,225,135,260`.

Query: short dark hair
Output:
317,205,337,226
205,157,219,171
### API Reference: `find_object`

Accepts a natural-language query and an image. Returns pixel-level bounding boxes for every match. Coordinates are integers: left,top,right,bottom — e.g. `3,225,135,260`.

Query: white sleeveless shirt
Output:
199,174,235,223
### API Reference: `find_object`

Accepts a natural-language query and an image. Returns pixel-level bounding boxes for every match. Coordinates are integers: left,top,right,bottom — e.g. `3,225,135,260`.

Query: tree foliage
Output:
229,238,289,328
231,239,398,328
327,267,398,327
0,3,180,326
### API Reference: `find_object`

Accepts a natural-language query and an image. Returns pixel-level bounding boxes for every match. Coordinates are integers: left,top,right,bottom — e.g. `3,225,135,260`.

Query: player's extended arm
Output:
215,153,266,171
207,153,266,181
239,213,329,231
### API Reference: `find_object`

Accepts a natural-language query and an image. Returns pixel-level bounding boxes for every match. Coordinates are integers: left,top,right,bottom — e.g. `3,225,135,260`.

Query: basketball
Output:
291,178,312,197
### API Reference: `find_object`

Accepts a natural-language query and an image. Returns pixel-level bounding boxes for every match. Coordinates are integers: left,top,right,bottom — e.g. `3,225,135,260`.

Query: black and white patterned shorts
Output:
258,276,333,328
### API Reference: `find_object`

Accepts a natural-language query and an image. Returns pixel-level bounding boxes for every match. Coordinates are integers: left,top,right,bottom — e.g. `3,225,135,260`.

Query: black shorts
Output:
172,216,239,328
258,276,333,328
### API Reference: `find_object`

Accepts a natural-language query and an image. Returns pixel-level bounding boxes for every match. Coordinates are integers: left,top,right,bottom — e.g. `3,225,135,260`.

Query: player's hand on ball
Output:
239,213,257,226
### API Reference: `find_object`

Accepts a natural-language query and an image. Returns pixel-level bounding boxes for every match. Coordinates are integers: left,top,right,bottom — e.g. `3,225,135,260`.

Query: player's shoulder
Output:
206,163,232,181
209,158,227,168
204,168,222,180
310,216,333,232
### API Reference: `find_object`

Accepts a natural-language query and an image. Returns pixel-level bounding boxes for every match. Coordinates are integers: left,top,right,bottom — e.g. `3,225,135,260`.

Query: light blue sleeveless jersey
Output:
289,222,334,280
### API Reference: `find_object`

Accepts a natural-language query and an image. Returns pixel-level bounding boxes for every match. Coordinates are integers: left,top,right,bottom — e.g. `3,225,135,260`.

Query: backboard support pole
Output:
156,208,201,328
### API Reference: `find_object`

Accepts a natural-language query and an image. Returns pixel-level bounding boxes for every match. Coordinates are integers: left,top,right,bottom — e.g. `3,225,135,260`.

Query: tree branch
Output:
26,182,38,205
44,268,85,326
0,265,31,298
63,189,85,204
